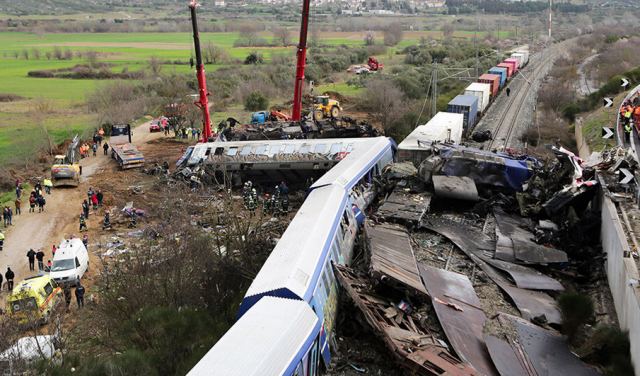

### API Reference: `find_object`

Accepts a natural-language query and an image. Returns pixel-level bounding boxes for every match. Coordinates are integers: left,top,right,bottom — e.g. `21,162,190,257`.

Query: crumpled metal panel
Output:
501,313,602,376
432,175,479,201
418,264,498,376
422,218,562,325
494,211,568,264
484,335,535,376
377,190,432,224
334,264,479,376
484,258,564,291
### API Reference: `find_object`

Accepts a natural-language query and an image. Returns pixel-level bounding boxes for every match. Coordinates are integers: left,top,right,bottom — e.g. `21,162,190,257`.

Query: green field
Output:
0,28,515,165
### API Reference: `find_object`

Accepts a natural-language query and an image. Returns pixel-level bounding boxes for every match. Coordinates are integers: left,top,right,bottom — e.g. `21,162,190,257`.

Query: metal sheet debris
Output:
377,190,432,225
483,258,564,291
494,211,568,264
334,264,478,376
432,176,479,201
484,335,536,376
418,264,498,376
500,313,602,376
367,222,428,295
421,218,562,325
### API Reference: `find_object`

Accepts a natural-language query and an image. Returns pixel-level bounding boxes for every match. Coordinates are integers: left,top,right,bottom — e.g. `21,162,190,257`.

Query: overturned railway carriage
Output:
188,137,395,376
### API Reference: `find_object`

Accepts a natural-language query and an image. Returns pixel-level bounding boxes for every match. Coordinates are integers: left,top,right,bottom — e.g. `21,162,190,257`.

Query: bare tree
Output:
238,24,260,47
441,23,455,40
53,46,63,60
204,42,228,64
85,50,99,68
364,31,375,46
45,51,52,60
21,49,29,60
383,22,403,46
31,48,41,60
148,56,162,77
359,79,404,131
273,27,291,46
63,48,73,60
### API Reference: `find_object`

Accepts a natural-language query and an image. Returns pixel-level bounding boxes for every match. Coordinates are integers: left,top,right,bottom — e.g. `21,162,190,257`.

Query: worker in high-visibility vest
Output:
43,178,53,194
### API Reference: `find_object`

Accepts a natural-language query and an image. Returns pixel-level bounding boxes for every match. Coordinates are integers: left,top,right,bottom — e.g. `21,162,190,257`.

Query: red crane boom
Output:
291,0,311,122
189,0,213,141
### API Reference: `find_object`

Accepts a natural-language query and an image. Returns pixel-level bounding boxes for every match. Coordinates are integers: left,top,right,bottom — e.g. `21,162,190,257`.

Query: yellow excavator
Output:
313,95,342,121
51,135,81,187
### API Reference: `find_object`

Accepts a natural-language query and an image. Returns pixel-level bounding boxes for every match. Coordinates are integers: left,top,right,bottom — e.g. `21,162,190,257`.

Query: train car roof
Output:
241,185,346,312
188,297,320,376
310,137,393,190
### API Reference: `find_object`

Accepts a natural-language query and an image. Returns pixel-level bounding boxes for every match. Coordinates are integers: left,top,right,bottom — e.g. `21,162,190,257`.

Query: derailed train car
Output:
188,137,396,376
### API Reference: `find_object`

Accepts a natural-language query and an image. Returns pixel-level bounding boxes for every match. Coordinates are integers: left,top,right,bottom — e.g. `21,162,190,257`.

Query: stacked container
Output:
447,95,478,131
464,83,491,113
497,63,513,78
478,74,500,97
504,58,519,73
511,52,527,67
489,67,508,87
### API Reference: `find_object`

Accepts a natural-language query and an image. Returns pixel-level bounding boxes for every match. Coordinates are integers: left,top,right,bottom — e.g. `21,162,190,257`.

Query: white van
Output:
50,238,89,286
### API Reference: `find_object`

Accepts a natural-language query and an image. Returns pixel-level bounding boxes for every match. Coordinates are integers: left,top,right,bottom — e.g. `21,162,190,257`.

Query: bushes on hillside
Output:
244,91,269,111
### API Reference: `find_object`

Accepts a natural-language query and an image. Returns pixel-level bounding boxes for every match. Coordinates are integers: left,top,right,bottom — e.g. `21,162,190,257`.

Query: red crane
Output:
189,0,214,141
291,0,311,122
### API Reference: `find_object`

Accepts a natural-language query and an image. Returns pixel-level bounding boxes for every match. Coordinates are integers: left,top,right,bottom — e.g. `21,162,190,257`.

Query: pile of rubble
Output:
332,143,634,375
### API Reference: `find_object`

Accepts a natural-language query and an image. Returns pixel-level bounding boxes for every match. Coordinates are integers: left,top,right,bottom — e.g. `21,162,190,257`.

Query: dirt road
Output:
0,121,164,303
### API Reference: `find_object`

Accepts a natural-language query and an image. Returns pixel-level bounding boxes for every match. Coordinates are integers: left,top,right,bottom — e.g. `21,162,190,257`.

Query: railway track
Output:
487,46,558,151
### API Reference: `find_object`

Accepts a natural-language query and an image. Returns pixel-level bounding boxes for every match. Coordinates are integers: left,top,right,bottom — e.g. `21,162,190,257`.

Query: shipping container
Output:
398,112,464,163
513,50,529,66
464,83,491,113
497,63,513,78
446,95,478,131
489,67,508,87
478,74,500,97
504,58,519,73
511,53,527,68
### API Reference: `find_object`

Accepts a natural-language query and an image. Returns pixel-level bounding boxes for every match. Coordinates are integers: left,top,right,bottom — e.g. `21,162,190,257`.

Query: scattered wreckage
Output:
331,142,620,375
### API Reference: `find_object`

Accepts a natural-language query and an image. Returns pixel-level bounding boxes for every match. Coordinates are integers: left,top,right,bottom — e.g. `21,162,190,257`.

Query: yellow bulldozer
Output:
313,95,342,121
51,135,81,187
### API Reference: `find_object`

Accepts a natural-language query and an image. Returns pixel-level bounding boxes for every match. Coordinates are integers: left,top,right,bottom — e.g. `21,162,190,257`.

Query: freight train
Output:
187,137,395,376
416,47,531,142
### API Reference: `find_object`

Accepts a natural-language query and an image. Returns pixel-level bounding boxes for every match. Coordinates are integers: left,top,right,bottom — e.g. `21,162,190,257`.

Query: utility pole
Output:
474,13,479,79
548,0,552,41
431,62,438,117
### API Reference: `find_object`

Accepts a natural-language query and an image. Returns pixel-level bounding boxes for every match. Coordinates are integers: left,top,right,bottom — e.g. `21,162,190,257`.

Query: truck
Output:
109,124,144,169
51,135,81,187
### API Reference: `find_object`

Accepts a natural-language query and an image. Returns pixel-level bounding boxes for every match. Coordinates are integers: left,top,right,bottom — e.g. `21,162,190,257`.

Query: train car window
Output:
214,147,224,156
255,145,267,154
342,210,350,226
308,339,319,376
240,146,252,156
293,361,304,376
329,143,341,154
331,242,340,262
226,147,238,156
204,147,212,156
322,269,331,297
300,144,310,153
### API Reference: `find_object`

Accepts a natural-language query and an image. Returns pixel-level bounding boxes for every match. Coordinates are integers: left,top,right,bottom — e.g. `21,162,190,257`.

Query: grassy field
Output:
0,27,515,166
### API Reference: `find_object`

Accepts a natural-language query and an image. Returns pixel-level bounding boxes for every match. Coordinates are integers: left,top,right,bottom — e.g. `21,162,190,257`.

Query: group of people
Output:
620,95,640,142
28,181,48,213
180,127,201,140
26,248,46,272
242,181,290,216
80,187,103,232
63,281,85,309
79,129,108,158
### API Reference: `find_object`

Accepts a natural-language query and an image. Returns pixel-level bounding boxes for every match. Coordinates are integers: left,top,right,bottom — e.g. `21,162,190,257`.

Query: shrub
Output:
244,91,269,111
558,292,593,343
244,52,264,65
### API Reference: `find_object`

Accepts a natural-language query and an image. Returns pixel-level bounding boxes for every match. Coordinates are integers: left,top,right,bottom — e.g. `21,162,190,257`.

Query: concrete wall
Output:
575,119,591,160
601,195,640,376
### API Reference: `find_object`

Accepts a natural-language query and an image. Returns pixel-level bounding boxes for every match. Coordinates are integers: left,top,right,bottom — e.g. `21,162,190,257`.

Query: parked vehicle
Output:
313,95,342,121
51,135,81,187
110,124,145,169
7,275,62,325
50,238,89,287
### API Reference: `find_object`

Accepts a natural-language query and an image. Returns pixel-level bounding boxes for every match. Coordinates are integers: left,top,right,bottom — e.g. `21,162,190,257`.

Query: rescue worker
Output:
27,248,36,271
36,249,45,271
103,212,111,230
625,121,632,143
506,87,511,97
5,267,14,291
79,213,87,232
75,281,85,308
97,189,104,207
103,142,109,156
64,287,72,308
43,178,53,194
14,198,20,216
0,231,4,251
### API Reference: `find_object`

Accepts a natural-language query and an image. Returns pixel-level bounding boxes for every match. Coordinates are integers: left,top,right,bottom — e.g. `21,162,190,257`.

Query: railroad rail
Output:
487,46,557,151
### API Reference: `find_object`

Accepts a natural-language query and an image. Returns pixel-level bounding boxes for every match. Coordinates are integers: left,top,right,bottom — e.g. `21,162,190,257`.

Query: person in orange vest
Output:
634,106,640,127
